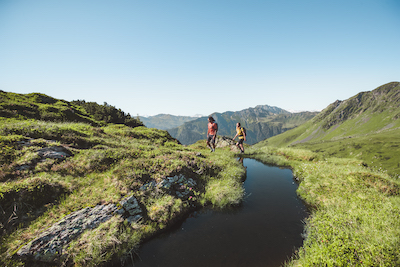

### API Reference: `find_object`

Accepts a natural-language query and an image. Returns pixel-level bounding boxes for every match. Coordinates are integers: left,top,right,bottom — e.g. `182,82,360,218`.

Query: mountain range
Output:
255,81,400,175
139,114,200,130
167,105,318,145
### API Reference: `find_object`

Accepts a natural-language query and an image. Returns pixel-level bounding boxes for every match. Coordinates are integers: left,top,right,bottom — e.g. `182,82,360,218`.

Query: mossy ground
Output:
0,118,245,266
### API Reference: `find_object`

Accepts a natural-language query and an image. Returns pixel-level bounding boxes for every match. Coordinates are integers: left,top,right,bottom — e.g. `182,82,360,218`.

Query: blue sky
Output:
0,0,399,117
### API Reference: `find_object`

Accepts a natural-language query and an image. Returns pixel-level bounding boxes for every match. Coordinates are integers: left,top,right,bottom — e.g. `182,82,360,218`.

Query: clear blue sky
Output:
1,0,399,117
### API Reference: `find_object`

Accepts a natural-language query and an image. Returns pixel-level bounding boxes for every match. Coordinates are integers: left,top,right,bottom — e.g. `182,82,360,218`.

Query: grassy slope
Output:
0,91,98,125
259,82,400,176
0,93,245,266
247,146,400,266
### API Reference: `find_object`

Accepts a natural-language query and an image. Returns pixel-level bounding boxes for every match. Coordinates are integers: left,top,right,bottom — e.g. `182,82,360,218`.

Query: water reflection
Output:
129,158,308,267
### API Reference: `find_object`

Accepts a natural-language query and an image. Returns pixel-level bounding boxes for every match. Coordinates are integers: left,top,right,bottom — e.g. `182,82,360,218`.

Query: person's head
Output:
208,116,214,123
236,122,241,128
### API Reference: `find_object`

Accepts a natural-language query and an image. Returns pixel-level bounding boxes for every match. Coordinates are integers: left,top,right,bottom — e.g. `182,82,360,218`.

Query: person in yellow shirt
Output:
232,122,246,153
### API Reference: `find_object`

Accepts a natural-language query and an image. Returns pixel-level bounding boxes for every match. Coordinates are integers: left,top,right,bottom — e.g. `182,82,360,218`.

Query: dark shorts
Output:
207,135,215,144
237,138,244,145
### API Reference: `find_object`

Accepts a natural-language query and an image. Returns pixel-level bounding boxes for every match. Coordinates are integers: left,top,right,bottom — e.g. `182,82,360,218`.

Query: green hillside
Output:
3,84,400,266
0,91,245,266
256,82,400,175
0,91,144,128
168,105,318,145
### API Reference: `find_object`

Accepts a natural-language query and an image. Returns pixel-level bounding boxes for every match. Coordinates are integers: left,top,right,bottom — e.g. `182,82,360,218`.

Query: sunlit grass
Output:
1,119,247,266
248,146,400,266
189,141,246,208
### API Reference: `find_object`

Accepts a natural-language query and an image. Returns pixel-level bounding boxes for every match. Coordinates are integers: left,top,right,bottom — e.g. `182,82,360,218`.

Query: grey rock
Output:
139,181,156,191
140,174,198,200
17,140,33,147
37,146,72,159
126,215,142,224
118,195,142,217
16,204,117,263
186,178,197,187
15,164,32,171
215,136,236,148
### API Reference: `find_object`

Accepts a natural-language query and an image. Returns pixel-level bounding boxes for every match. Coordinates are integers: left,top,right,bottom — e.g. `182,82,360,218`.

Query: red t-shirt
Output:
208,122,218,135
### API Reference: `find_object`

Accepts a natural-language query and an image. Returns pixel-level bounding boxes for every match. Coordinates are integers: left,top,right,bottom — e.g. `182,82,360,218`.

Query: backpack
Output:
241,127,246,136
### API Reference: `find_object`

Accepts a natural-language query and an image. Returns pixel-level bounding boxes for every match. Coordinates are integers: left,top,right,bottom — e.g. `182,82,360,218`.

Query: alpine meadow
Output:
1,81,400,266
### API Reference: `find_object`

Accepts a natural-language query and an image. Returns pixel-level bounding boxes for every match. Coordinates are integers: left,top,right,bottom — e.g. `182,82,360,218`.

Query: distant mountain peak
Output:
264,81,400,149
167,105,317,145
316,82,400,130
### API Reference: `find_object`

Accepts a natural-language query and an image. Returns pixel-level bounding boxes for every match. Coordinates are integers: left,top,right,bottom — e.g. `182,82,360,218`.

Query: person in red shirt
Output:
207,116,218,152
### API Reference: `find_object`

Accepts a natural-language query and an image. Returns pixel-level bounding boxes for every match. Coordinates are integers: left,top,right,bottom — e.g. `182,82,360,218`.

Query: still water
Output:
130,158,308,267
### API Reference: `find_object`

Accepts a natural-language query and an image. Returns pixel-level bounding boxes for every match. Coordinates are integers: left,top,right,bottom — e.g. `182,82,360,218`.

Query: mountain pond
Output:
129,158,308,267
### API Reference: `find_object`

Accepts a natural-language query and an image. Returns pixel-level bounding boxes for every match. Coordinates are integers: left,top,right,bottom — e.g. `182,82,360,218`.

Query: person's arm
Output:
232,132,238,140
243,130,246,141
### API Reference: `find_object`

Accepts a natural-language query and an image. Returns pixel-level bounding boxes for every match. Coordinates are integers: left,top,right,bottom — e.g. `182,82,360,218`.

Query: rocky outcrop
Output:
15,139,72,171
37,146,72,159
115,194,143,224
16,204,118,263
140,174,197,199
216,136,241,152
15,173,201,264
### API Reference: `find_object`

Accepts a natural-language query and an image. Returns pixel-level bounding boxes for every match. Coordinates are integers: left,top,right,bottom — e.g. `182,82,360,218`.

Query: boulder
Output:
215,136,241,152
17,204,117,263
117,194,143,221
140,174,197,200
37,146,72,159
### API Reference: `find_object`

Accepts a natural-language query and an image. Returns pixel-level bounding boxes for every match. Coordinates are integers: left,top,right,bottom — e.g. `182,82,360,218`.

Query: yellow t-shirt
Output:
236,127,245,139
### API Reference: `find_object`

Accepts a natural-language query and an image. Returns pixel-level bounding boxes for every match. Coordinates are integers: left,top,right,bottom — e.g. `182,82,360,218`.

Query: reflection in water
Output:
129,158,308,267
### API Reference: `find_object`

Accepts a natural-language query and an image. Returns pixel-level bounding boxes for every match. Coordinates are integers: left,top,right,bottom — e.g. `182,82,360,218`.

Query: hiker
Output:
232,122,246,153
207,116,218,152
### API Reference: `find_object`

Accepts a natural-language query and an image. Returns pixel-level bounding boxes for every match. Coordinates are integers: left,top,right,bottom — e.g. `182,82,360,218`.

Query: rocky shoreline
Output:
7,135,241,265
15,173,201,264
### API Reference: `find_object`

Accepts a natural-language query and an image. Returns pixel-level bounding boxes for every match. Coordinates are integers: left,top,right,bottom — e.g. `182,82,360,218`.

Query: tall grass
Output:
248,146,400,266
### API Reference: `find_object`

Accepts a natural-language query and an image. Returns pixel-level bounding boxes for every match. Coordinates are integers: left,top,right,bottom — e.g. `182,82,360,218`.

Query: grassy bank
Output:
4,114,399,266
0,118,245,266
247,145,400,266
